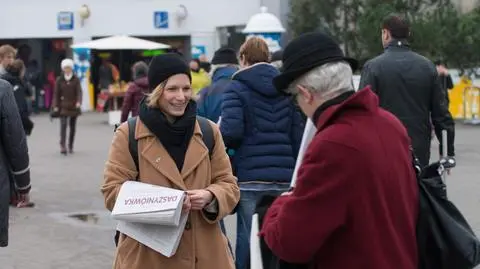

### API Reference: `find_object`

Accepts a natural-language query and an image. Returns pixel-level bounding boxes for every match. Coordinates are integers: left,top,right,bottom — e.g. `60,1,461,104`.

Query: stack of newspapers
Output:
112,181,188,257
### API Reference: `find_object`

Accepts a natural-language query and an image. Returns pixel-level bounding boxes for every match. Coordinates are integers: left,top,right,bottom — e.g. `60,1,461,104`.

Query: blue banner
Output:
73,48,92,111
246,33,282,53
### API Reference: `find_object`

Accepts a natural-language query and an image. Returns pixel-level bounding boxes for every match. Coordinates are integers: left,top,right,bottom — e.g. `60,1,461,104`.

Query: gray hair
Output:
287,61,353,99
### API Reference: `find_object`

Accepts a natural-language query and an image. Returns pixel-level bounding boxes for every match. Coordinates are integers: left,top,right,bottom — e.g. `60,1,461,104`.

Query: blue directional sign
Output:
154,11,169,29
57,11,74,30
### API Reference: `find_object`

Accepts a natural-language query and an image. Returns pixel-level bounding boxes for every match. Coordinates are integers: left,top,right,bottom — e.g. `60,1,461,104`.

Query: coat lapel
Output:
140,138,187,189
181,122,208,179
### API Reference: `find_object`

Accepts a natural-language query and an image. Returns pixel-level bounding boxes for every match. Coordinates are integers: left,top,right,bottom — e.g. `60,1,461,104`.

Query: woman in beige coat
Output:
102,53,240,269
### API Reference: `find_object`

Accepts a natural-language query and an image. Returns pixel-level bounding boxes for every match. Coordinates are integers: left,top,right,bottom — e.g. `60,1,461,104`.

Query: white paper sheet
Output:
117,212,189,257
112,181,185,226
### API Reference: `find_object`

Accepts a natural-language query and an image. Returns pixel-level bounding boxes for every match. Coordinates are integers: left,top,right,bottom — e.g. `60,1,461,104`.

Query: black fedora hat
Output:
273,32,358,92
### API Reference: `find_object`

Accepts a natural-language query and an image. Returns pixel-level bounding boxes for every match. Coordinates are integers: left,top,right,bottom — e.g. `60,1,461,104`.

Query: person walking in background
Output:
190,58,211,95
98,57,115,91
3,59,34,136
197,47,239,123
359,13,456,168
219,36,304,269
199,54,212,73
102,53,239,269
120,61,149,123
52,59,82,155
435,60,454,107
0,79,32,241
0,45,16,77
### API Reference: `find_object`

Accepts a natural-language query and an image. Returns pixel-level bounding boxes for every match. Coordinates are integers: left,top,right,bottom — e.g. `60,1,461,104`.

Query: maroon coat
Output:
260,88,419,269
120,77,149,123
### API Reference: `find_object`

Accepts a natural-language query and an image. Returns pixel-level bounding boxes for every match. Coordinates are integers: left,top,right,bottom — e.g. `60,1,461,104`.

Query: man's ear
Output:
297,85,313,104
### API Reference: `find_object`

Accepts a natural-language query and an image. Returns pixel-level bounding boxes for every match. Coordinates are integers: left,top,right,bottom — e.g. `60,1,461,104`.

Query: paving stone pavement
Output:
0,113,479,269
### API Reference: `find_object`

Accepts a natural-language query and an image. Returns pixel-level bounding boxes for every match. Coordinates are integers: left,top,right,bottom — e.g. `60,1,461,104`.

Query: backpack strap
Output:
197,116,215,159
127,117,139,179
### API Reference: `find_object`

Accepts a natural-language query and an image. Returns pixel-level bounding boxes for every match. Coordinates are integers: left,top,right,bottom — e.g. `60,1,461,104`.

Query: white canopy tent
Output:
70,35,171,126
70,35,170,50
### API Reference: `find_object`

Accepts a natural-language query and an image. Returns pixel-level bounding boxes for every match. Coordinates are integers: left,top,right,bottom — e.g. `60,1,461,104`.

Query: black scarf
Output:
312,90,355,124
138,98,197,171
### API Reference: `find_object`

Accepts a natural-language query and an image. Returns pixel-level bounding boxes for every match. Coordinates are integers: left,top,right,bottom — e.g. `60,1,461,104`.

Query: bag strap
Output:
127,117,139,179
197,116,214,159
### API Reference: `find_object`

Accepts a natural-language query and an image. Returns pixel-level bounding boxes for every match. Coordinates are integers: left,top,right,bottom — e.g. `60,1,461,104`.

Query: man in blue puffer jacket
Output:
220,37,305,269
197,48,239,123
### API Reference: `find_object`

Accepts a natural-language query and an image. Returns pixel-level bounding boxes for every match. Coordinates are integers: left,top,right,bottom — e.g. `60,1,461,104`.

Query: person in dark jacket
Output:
120,61,149,123
52,59,82,155
3,59,34,136
197,47,239,123
0,79,32,246
220,36,304,269
359,14,456,167
260,31,418,269
434,60,454,107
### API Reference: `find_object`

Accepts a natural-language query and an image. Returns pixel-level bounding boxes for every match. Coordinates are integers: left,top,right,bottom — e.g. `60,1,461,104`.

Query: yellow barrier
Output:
463,86,480,124
448,76,472,119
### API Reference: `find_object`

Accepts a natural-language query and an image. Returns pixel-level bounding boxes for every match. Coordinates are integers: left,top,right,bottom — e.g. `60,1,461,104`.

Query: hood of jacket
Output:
232,63,280,97
133,77,149,91
212,66,237,83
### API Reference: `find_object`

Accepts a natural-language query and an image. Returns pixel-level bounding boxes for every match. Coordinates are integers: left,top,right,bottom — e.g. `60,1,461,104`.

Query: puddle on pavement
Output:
49,211,114,229
67,213,99,224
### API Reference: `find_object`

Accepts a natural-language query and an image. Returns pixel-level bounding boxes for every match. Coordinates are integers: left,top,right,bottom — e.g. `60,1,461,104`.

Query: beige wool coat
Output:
102,118,240,269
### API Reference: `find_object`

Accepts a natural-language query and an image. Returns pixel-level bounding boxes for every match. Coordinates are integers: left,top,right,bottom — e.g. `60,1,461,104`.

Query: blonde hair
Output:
146,80,167,108
0,45,17,58
239,36,270,65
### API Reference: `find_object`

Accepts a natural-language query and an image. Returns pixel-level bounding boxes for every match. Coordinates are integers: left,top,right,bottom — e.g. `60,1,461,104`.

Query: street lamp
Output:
242,6,285,52
78,4,91,27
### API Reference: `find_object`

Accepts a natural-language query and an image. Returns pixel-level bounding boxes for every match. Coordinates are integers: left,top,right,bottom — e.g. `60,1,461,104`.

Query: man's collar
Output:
385,39,410,51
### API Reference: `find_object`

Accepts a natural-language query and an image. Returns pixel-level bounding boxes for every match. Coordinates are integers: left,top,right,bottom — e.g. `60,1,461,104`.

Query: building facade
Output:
0,0,289,59
452,0,480,12
0,0,291,111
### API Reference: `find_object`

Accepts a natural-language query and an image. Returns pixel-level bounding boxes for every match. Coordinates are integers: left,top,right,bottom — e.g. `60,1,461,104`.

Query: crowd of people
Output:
0,12,459,269
103,13,458,269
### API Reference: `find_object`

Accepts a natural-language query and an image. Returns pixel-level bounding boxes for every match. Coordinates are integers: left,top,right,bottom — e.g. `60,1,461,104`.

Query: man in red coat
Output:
259,32,419,269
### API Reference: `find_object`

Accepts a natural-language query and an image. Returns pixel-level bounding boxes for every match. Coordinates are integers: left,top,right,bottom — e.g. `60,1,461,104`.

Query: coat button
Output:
185,221,191,230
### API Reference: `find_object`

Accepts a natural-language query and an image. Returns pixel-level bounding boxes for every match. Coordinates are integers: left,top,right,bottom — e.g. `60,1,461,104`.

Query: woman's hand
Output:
182,193,191,213
187,189,213,210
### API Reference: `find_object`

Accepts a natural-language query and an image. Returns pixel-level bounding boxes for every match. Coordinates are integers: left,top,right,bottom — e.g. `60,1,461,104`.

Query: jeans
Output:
60,116,78,149
235,190,283,269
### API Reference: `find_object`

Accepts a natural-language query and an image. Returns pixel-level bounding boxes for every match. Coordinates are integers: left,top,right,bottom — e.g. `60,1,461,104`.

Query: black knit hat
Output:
273,32,358,92
211,48,238,65
148,53,191,90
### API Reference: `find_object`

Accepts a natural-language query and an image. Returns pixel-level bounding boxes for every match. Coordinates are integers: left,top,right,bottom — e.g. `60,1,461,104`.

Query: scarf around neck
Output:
138,98,197,172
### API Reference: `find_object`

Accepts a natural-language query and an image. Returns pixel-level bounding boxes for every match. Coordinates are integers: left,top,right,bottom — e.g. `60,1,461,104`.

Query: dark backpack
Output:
112,116,215,246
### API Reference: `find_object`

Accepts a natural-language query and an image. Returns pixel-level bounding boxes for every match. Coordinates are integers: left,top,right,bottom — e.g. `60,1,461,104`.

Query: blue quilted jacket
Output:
219,63,304,184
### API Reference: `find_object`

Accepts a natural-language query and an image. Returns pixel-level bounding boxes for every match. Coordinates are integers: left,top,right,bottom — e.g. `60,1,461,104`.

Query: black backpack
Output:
112,116,215,246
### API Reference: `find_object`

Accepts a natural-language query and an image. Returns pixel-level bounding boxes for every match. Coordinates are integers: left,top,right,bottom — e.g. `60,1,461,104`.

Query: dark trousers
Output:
60,116,78,148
